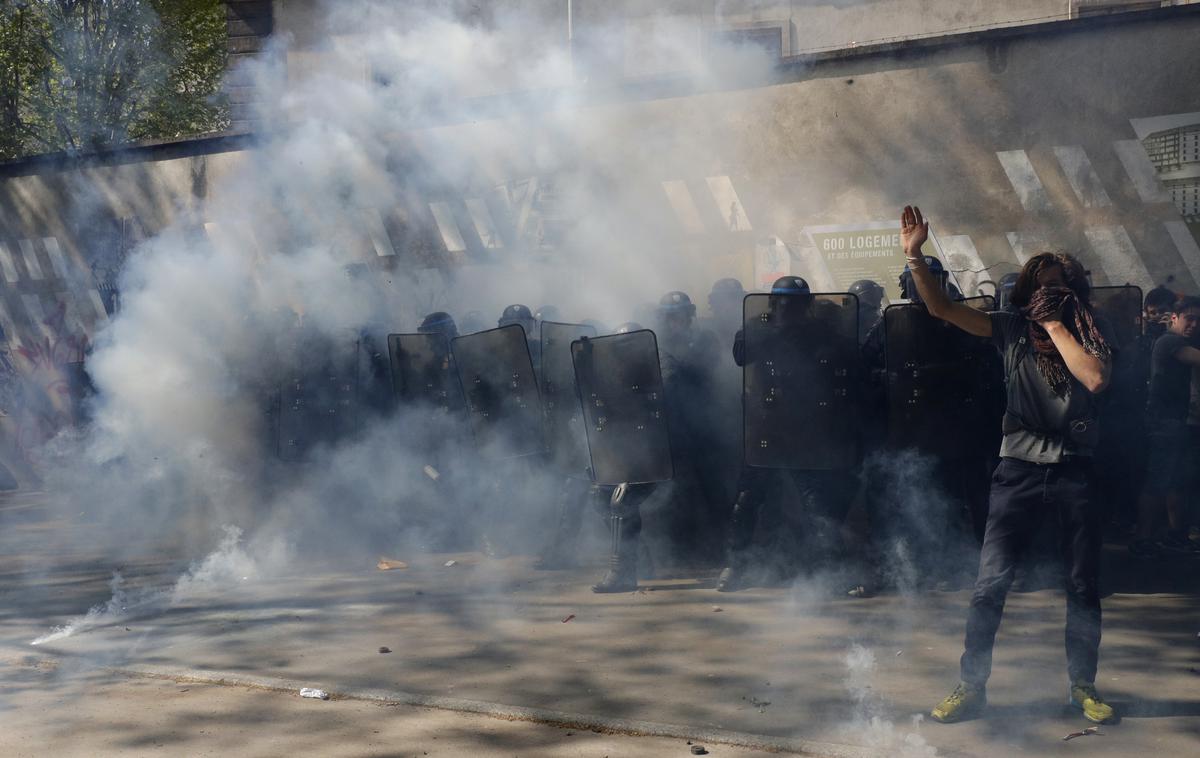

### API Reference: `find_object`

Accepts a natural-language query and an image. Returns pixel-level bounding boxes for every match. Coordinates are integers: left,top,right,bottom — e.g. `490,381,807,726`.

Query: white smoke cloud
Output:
840,643,939,758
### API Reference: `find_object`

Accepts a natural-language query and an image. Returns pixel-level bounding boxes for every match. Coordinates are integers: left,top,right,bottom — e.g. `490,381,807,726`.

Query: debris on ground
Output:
378,646,391,654
561,614,576,623
443,560,457,567
1063,726,1101,741
896,650,903,656
712,606,723,612
690,745,709,755
376,558,409,571
299,688,330,700
423,465,440,480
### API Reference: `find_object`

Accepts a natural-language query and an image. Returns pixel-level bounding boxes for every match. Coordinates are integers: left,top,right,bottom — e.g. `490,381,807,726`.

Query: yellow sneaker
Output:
1070,683,1114,724
930,682,986,723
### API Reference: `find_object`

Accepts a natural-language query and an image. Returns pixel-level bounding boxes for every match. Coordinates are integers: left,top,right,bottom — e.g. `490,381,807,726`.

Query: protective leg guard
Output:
593,486,640,593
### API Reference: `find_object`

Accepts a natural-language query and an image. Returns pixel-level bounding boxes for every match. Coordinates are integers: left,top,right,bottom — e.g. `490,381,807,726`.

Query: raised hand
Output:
900,205,929,258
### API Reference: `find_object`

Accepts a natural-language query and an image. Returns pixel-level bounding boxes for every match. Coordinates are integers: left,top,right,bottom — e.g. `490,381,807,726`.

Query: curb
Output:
110,663,884,758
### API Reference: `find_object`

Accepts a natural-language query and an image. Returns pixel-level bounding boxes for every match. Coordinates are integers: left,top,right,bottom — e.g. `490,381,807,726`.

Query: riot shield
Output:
540,321,597,478
742,293,861,470
962,295,996,312
451,324,544,459
277,332,361,462
571,330,673,485
883,303,991,457
388,332,465,414
1089,285,1143,351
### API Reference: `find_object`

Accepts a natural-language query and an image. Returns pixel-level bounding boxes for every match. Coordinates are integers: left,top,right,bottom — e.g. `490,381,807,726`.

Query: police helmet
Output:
418,311,458,338
708,278,745,302
657,291,696,318
997,272,1019,311
498,303,535,328
771,276,810,295
848,279,884,308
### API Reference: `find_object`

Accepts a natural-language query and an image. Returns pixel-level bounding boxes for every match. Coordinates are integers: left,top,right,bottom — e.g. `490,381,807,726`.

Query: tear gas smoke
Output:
27,1,771,563
31,525,256,646
841,643,938,758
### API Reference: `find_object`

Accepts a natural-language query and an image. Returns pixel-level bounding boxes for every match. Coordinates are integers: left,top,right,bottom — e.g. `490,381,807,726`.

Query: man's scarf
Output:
1021,286,1110,395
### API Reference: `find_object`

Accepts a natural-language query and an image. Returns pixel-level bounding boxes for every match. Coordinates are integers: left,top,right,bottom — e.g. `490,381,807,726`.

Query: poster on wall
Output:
801,221,951,302
753,236,791,290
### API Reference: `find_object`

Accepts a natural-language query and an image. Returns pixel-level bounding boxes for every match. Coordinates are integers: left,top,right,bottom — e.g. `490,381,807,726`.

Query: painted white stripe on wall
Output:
361,209,396,257
17,240,45,280
88,289,109,322
996,150,1051,212
1083,226,1153,290
0,243,20,283
1112,139,1171,203
705,175,752,231
938,235,991,297
42,237,71,279
1052,145,1111,208
428,202,467,253
1163,221,1200,289
465,198,502,249
661,180,706,234
1005,231,1051,264
0,300,21,347
21,294,53,340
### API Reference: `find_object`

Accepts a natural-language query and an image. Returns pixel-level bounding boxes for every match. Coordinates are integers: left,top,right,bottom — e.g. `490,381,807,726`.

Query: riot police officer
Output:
718,276,863,592
499,304,541,369
655,291,726,552
705,278,746,352
849,279,886,346
868,258,1000,589
590,322,663,593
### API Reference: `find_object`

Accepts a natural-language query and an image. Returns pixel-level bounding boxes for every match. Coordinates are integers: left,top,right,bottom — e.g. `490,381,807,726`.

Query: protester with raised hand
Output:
896,206,1116,726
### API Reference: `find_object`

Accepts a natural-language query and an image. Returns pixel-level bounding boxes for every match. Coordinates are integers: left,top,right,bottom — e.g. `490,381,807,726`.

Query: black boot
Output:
717,489,757,592
716,560,745,592
593,507,639,593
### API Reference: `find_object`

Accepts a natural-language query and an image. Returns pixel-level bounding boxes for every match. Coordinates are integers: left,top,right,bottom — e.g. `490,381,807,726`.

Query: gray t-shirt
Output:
991,311,1108,463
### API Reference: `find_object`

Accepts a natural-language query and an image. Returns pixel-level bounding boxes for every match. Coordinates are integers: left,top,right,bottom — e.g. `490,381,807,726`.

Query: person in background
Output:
1130,295,1200,557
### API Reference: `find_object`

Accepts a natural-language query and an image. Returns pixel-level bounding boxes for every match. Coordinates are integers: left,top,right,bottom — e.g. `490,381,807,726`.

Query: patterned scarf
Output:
1022,286,1110,395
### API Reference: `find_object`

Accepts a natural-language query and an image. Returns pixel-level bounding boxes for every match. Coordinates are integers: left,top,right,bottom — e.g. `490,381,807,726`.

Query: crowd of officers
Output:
353,251,1200,603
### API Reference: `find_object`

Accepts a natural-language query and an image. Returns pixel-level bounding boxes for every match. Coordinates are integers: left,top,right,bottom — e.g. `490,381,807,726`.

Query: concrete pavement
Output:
2,493,1197,757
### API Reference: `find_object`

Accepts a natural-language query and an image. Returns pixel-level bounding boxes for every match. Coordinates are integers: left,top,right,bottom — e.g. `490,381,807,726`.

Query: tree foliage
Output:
0,0,229,160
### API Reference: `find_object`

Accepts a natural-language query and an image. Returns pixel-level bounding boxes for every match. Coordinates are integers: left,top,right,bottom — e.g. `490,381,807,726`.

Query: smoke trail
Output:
30,525,256,646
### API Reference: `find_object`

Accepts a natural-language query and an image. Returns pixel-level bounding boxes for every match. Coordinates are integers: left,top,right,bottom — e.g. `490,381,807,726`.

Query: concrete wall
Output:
1,9,1200,349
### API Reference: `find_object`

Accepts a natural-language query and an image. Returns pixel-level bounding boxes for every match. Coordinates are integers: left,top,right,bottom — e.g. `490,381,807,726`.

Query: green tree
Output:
0,0,229,160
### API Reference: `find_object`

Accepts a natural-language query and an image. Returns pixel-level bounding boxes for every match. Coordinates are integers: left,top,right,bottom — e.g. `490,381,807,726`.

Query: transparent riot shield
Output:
883,303,992,457
742,293,861,470
571,330,673,485
277,332,361,463
962,294,996,312
540,321,597,478
388,332,465,414
451,324,544,459
1089,285,1143,351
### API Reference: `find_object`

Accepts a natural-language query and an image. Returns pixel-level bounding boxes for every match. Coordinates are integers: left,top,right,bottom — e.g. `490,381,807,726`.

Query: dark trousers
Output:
726,467,854,567
960,457,1102,686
